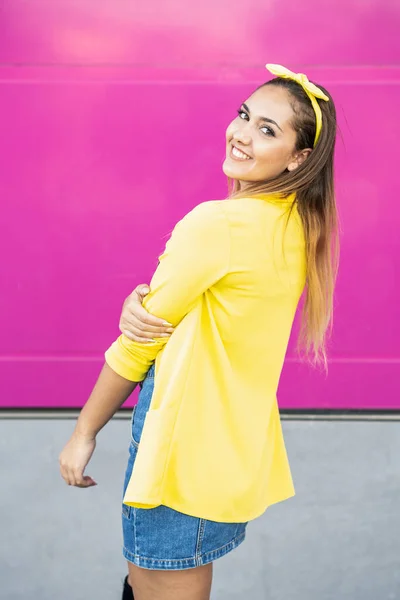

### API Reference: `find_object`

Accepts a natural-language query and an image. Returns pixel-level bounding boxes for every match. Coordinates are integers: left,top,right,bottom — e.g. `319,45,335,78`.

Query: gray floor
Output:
1,417,399,600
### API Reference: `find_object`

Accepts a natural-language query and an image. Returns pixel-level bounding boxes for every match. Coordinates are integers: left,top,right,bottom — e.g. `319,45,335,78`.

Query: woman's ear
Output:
287,148,312,172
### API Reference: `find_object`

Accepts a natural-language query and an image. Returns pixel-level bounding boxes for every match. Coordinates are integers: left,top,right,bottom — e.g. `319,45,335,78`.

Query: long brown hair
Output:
228,77,339,368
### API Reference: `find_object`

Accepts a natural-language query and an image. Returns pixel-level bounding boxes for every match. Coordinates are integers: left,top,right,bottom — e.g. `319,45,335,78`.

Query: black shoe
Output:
122,575,134,600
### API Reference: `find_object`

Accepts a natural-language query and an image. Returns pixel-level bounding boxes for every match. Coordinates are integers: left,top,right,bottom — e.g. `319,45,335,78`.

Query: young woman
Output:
59,64,339,600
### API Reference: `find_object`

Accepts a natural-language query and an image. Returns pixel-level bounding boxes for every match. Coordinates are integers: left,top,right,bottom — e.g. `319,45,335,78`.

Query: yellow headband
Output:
265,63,329,147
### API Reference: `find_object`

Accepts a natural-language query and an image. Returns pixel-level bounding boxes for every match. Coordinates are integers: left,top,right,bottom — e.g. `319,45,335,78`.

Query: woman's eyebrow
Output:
242,103,283,132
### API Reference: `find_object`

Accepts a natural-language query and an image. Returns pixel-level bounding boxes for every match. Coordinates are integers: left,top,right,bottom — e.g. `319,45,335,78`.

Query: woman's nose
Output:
232,130,251,146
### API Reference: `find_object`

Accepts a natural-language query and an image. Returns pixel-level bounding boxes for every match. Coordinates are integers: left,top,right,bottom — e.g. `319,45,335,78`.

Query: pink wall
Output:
1,1,399,409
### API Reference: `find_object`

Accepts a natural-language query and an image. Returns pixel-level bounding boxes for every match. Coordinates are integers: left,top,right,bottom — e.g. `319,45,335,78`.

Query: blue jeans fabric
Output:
122,364,248,570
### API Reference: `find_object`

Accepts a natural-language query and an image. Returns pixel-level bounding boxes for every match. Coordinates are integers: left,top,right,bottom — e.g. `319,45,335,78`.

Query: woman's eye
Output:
237,109,248,120
260,126,275,137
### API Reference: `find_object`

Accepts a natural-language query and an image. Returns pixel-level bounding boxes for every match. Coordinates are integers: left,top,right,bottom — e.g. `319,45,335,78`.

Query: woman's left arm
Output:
59,201,230,488
59,363,137,487
105,201,230,382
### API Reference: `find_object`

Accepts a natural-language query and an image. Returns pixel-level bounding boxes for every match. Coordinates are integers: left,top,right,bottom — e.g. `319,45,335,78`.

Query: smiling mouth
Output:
230,145,252,161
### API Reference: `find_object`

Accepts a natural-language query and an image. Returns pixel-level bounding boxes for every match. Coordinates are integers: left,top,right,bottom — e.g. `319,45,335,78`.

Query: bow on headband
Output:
266,64,329,146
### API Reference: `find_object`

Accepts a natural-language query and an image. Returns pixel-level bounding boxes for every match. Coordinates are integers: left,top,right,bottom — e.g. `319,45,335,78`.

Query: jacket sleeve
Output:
104,201,230,382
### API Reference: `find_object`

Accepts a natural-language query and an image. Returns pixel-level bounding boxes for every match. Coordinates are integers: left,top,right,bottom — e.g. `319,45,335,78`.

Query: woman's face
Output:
223,85,310,186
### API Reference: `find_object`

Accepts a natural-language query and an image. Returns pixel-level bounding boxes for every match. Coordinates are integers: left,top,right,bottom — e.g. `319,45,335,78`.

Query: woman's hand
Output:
59,431,97,488
119,284,174,343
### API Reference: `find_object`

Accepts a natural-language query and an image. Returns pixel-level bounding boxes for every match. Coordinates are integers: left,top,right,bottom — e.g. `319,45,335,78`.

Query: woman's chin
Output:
222,158,242,179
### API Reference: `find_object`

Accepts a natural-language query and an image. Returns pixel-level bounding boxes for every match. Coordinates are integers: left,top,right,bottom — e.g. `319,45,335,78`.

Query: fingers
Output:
74,475,97,488
60,465,77,487
126,314,173,335
130,301,172,329
59,462,72,486
134,284,150,300
120,314,174,342
82,476,97,487
131,284,171,328
59,463,97,488
73,467,86,487
59,444,97,489
67,468,77,487
121,325,172,343
119,283,174,342
121,330,168,343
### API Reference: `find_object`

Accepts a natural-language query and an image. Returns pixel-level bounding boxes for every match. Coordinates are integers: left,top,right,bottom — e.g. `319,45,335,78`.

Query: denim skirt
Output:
121,364,248,570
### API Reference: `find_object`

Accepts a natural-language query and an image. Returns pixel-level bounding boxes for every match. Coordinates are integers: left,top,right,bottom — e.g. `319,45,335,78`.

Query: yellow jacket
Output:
105,195,306,522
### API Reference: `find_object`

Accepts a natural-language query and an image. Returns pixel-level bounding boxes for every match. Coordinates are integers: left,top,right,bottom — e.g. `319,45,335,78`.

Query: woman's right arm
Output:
105,201,231,382
119,284,175,343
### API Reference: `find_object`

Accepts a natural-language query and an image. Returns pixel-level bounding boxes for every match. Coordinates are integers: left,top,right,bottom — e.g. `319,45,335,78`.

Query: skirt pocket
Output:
123,406,176,509
131,369,156,446
130,405,138,448
122,443,138,520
